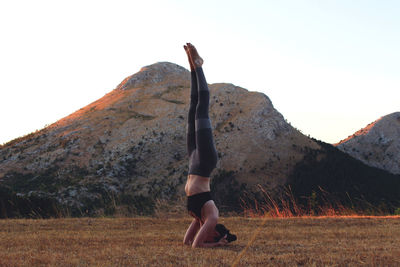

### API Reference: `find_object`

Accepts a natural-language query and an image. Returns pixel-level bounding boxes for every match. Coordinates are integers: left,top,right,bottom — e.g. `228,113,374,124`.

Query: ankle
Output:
194,58,203,68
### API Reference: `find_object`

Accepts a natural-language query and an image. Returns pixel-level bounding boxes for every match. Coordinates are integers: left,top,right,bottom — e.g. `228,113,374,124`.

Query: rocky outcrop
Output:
335,112,400,175
0,62,322,216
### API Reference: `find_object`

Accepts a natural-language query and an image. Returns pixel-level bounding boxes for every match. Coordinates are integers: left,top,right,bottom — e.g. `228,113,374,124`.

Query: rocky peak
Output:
335,112,400,174
116,62,190,90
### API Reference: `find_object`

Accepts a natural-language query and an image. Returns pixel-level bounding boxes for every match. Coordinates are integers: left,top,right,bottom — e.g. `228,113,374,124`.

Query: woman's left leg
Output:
187,71,198,156
194,66,218,172
184,45,198,157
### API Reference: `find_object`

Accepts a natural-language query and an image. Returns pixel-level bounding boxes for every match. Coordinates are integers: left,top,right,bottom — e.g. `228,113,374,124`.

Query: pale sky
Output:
1,0,399,145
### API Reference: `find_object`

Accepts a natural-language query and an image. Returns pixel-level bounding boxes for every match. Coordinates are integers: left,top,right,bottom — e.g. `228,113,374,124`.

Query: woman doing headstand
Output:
182,43,236,248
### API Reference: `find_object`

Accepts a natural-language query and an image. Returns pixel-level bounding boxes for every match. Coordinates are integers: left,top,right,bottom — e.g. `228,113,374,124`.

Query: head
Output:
204,223,237,243
213,224,237,242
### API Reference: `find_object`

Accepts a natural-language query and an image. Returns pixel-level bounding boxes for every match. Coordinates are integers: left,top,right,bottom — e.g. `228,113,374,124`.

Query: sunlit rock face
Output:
0,62,320,215
335,112,400,175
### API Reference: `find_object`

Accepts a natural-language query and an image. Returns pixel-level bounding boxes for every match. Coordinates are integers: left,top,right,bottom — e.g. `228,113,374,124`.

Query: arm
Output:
183,218,200,246
192,216,227,248
191,200,228,248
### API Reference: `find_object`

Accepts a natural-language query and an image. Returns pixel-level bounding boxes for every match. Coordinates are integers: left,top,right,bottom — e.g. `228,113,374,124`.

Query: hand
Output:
217,234,228,246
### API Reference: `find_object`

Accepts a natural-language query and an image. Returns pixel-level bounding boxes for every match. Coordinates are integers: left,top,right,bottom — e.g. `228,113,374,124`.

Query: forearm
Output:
183,219,200,246
183,232,193,245
191,217,218,248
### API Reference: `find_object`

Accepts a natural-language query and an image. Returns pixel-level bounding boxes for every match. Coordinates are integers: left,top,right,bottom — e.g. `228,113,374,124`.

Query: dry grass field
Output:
0,215,399,266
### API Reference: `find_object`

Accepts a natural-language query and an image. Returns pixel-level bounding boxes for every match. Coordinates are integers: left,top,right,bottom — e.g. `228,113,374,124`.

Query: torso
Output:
185,174,211,196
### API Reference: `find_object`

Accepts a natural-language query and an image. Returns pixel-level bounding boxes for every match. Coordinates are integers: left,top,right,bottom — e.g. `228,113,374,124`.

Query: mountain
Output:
0,62,399,218
0,62,320,217
335,112,400,175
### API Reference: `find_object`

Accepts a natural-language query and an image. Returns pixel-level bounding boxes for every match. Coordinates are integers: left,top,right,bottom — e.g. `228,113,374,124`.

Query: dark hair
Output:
214,223,237,242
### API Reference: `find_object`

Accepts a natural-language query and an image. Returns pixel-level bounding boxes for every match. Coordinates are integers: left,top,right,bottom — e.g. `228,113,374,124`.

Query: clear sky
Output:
1,0,399,145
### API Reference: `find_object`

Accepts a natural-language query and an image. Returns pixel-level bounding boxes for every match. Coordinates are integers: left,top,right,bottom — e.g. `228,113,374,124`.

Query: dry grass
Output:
0,216,399,266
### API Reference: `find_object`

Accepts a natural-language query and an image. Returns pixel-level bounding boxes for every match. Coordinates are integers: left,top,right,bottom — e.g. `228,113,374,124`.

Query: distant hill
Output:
288,139,400,214
335,112,400,175
1,62,399,217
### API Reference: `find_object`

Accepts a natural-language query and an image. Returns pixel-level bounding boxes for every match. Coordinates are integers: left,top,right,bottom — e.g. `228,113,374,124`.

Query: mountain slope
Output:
335,112,400,175
0,62,320,217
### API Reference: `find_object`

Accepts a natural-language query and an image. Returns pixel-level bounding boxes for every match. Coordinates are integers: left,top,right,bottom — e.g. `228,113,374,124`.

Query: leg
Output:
194,66,218,172
186,71,198,156
184,45,198,156
194,67,210,121
183,218,200,246
186,44,212,133
187,43,218,174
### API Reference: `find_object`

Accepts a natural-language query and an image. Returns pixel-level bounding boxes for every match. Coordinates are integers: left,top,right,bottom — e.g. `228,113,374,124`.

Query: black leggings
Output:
187,67,218,177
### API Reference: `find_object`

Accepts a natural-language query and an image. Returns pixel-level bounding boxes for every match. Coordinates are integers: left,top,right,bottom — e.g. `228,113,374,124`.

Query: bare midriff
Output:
185,174,211,196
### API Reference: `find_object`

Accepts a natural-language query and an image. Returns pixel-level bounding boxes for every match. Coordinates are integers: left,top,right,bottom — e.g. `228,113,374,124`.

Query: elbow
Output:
183,237,192,246
191,238,205,248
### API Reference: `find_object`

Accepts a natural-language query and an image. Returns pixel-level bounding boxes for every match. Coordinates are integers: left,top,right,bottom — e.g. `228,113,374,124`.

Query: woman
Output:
182,43,236,248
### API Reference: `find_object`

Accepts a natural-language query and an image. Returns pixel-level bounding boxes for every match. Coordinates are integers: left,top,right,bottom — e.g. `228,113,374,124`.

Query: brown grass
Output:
0,216,399,266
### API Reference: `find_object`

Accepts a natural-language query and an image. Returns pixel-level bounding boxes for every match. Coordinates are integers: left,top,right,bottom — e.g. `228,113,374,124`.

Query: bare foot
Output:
183,45,195,71
187,43,203,68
